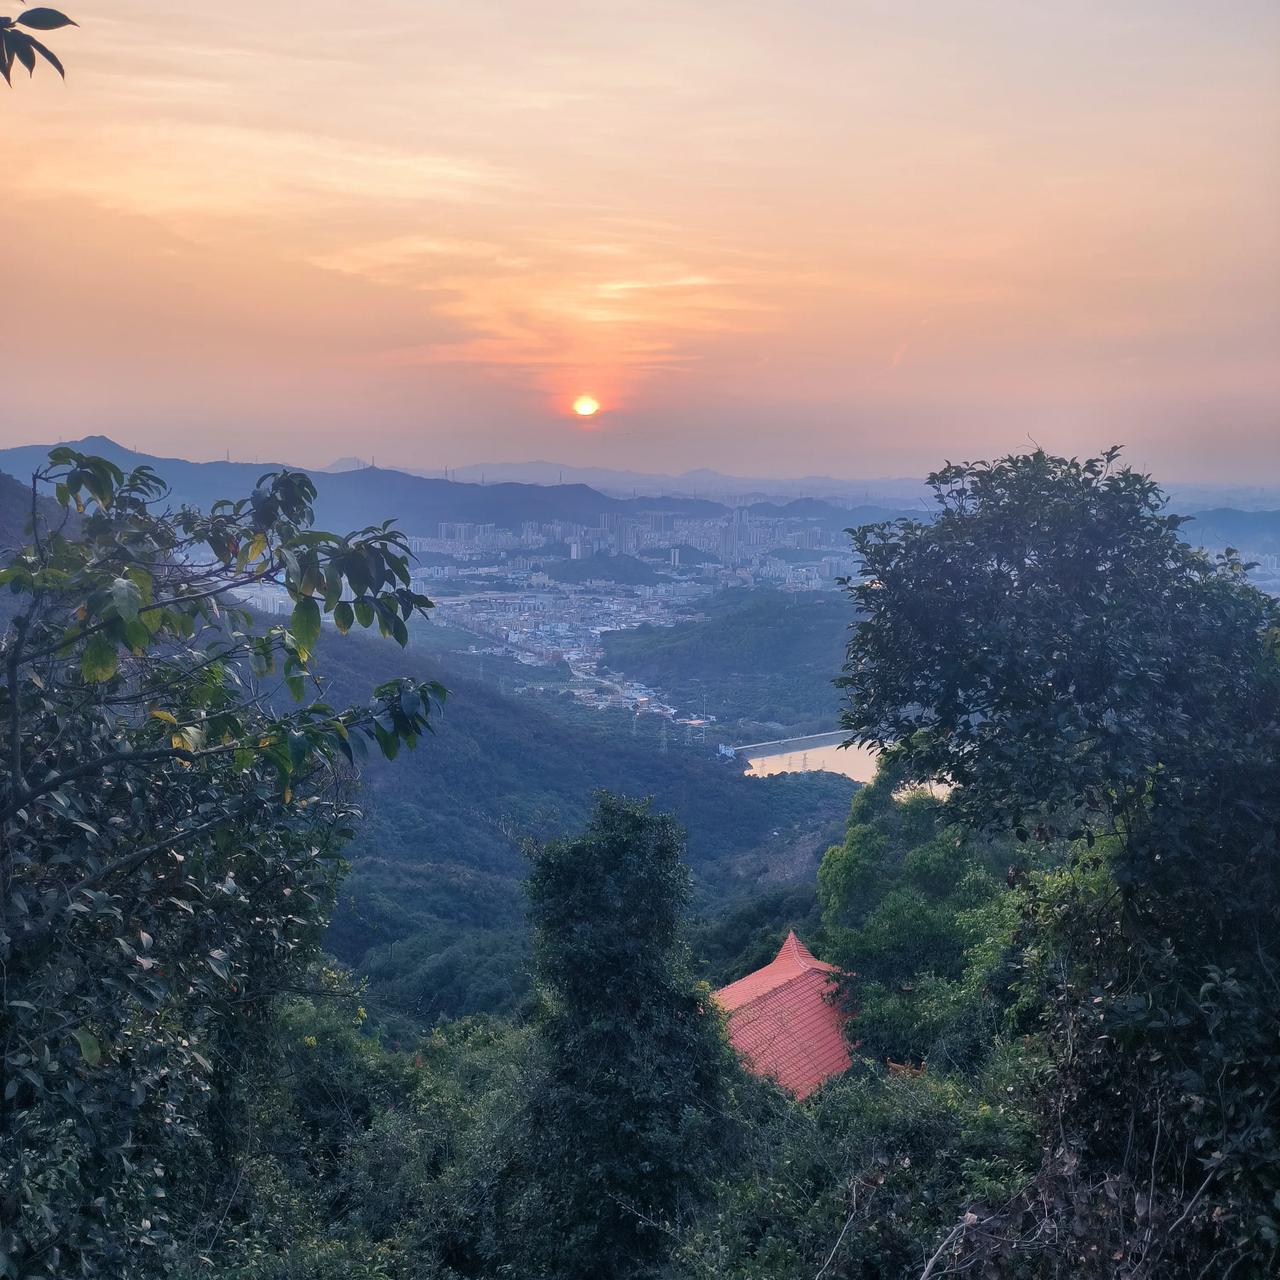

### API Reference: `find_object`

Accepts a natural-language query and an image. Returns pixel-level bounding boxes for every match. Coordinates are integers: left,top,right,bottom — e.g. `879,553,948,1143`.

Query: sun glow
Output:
572,395,600,417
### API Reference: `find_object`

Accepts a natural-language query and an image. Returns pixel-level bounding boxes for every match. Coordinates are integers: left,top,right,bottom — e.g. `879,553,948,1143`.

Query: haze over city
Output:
3,0,1277,481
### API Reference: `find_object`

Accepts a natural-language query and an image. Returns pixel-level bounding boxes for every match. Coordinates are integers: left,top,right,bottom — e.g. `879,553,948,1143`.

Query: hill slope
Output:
303,619,856,1024
599,588,852,736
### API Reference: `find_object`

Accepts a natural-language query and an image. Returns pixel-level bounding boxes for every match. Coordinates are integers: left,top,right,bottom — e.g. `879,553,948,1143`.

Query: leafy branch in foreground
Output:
1,7,75,84
0,449,444,1277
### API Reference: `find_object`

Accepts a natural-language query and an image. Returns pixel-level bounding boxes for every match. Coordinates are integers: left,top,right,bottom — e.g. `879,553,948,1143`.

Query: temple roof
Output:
714,930,852,1100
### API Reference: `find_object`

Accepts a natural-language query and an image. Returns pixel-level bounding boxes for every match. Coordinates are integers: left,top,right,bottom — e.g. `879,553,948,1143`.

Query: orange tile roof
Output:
714,931,852,1100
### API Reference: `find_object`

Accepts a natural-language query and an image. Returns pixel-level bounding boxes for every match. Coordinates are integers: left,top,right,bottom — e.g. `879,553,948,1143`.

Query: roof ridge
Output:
783,929,821,971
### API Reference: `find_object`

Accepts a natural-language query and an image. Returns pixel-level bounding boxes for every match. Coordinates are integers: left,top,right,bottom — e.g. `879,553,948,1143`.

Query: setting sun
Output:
572,395,600,418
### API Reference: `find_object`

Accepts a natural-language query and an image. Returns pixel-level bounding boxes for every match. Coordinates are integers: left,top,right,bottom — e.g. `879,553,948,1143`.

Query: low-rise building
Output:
714,931,852,1100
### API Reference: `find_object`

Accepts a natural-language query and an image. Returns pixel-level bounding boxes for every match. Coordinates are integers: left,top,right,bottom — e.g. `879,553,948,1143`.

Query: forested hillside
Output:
6,444,1280,1279
308,620,855,1024
599,587,851,735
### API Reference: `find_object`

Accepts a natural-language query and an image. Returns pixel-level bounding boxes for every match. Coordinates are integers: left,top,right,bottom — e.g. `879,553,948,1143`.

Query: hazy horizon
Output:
10,431,1280,510
4,1,1278,482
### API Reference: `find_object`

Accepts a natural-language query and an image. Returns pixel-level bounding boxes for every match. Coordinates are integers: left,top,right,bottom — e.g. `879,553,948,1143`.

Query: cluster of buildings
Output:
401,507,857,712
408,506,858,577
241,503,859,724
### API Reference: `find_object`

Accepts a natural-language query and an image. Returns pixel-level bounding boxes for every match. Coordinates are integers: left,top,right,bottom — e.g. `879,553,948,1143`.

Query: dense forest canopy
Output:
2,446,1278,1279
304,614,855,1028
836,448,1280,1276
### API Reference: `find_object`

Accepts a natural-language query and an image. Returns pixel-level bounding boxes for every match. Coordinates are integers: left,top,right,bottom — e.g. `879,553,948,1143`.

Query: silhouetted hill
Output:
8,440,1276,557
1180,508,1280,552
747,497,906,526
0,437,729,535
445,459,933,505
546,552,660,585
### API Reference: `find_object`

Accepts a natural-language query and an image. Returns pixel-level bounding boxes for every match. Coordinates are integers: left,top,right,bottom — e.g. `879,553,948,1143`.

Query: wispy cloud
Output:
2,0,1276,476
14,124,518,219
314,229,785,389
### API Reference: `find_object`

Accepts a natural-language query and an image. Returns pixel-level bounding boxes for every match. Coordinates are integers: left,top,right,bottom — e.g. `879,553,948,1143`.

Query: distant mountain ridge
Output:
0,436,914,534
326,456,1280,514
437,459,931,506
366,458,1280,513
320,454,926,507
4,438,1276,549
0,437,730,534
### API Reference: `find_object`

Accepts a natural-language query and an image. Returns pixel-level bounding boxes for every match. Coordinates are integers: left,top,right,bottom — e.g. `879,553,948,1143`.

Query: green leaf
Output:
333,600,354,635
323,562,343,611
81,634,119,683
127,564,155,606
123,618,150,653
291,597,321,658
110,575,143,621
73,1027,102,1067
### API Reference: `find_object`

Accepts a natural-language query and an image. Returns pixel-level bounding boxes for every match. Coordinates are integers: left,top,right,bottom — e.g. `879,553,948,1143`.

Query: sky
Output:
2,1,1278,480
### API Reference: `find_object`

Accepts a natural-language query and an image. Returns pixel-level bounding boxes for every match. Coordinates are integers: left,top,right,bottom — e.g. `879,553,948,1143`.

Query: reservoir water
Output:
740,730,880,783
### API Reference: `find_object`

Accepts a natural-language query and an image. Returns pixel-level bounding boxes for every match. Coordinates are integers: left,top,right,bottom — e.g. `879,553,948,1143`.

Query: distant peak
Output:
69,434,125,450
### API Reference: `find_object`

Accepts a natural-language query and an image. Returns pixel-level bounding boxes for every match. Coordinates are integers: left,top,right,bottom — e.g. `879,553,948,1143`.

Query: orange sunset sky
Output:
3,1,1278,479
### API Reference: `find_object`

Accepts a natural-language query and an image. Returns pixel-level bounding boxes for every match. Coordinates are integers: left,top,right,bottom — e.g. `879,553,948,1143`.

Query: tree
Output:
518,794,737,1280
838,448,1280,1276
1,7,75,84
0,449,444,1277
817,766,1018,1069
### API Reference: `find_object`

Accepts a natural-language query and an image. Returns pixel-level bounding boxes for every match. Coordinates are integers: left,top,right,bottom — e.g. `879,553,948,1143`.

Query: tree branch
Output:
1,744,239,825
